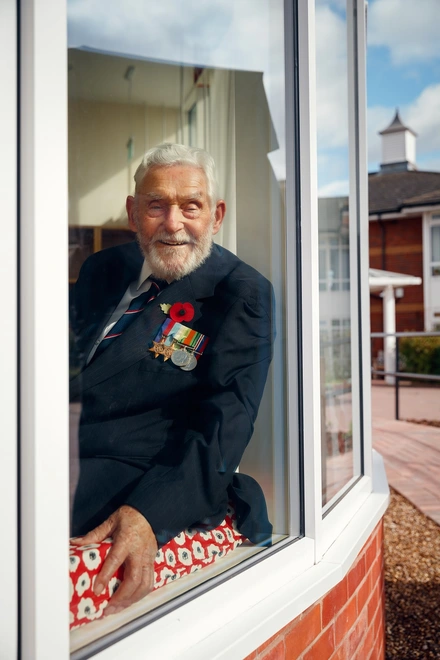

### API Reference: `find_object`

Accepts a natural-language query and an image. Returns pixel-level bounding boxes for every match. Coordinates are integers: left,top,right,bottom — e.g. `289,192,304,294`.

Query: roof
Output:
369,268,422,292
379,109,417,137
369,170,440,214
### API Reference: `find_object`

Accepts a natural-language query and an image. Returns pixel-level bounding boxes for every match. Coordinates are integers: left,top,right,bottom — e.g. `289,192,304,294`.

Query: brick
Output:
372,600,384,641
334,596,357,648
322,578,348,628
347,610,368,658
348,555,366,598
257,630,285,655
365,537,377,570
363,622,375,656
356,575,371,615
376,522,383,549
302,626,335,660
367,581,380,622
285,604,321,658
329,644,348,660
370,556,383,589
261,640,285,660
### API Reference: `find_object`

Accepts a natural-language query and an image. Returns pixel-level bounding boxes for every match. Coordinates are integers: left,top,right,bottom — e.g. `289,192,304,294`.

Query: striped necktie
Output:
92,278,166,359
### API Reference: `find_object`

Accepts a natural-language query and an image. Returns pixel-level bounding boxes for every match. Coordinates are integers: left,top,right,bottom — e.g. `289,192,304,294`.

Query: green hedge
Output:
399,336,440,375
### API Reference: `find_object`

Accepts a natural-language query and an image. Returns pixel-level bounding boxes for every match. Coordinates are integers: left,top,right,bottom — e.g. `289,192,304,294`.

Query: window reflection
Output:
316,0,360,507
68,0,289,646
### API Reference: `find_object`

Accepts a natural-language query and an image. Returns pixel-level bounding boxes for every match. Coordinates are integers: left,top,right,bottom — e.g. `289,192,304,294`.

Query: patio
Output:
371,381,440,525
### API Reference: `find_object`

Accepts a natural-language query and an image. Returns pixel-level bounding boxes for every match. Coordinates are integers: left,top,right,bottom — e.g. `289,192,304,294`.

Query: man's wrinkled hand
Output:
71,505,158,615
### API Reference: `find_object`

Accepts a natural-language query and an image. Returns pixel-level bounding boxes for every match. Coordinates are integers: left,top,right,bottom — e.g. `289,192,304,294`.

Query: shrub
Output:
399,336,440,375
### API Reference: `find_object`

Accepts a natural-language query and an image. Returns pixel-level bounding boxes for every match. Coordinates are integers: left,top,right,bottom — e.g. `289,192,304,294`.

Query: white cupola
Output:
379,109,417,172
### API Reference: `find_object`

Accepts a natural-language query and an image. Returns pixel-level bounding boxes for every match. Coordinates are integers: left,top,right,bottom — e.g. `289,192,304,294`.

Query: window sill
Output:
71,451,389,660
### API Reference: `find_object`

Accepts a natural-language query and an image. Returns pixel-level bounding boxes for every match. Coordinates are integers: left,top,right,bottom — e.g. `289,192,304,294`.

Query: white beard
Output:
136,225,214,281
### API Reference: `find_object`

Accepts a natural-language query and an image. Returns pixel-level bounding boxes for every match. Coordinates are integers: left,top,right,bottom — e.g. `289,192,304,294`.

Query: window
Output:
15,1,383,658
316,0,363,511
431,223,440,276
67,0,294,652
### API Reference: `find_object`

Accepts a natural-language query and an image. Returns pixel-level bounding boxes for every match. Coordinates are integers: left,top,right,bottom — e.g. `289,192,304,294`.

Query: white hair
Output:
134,143,219,209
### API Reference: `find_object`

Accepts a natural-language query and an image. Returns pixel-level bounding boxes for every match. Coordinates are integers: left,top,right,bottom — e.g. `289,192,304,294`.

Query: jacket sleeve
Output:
123,287,275,545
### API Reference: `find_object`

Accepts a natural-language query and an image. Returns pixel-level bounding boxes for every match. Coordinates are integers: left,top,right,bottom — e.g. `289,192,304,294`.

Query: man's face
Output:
126,165,225,281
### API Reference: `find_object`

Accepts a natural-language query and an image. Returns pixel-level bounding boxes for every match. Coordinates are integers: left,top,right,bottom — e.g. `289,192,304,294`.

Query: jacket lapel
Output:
71,274,200,395
70,244,234,397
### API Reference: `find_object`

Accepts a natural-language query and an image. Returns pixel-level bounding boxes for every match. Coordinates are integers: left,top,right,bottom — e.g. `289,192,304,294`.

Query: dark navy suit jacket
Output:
70,241,274,545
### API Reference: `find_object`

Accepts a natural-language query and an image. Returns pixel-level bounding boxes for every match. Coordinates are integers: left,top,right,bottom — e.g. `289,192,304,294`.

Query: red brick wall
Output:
369,216,424,338
244,521,385,660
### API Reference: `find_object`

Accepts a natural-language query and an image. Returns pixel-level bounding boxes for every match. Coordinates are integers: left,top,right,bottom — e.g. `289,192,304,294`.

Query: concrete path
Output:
372,383,440,526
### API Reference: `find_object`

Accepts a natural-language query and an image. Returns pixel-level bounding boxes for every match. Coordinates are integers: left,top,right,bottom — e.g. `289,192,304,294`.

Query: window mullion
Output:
0,1,18,656
20,0,70,656
296,0,323,560
354,0,372,477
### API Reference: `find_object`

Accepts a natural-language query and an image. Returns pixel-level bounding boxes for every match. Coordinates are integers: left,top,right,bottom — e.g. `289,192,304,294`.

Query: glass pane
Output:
431,225,440,262
68,227,94,282
315,0,359,508
68,0,290,647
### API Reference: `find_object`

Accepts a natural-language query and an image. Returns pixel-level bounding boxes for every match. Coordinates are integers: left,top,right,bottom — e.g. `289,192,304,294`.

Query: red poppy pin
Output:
169,302,195,322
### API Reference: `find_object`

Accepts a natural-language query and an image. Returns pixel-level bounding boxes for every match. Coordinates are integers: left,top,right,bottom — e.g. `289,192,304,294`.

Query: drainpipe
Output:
383,284,396,385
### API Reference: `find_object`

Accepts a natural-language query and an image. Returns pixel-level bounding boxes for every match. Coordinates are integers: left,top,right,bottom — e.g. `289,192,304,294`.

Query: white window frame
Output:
0,2,18,658
423,210,440,330
15,1,387,658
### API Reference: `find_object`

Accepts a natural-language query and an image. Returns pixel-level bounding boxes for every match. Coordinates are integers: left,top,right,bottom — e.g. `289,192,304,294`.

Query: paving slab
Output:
372,413,440,526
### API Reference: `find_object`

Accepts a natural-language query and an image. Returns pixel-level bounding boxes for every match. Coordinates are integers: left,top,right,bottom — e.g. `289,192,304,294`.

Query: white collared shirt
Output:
86,259,158,364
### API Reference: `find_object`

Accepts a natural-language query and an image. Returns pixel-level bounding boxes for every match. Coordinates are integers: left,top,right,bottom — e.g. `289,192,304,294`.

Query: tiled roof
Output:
368,170,440,214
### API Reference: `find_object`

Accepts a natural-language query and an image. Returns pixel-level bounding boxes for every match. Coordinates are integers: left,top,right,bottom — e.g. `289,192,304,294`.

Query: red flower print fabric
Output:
69,506,246,629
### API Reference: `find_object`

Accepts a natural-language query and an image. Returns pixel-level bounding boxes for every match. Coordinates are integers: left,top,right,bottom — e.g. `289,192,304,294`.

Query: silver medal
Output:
180,353,197,371
171,349,190,367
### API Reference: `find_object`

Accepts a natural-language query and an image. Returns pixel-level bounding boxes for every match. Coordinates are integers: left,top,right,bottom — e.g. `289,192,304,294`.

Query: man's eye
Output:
185,205,199,212
149,203,163,212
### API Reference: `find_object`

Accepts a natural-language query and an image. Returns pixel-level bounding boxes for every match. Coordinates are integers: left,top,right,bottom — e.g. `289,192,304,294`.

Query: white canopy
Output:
369,268,422,292
368,268,422,384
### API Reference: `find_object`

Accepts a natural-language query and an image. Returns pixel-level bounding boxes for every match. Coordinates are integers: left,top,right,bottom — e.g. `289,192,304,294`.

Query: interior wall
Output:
235,70,288,534
68,99,179,227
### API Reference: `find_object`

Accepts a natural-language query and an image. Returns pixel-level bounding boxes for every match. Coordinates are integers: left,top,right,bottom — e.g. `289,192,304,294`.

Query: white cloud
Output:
315,5,350,149
368,83,440,171
368,0,440,65
367,105,395,166
68,0,276,73
68,0,286,160
405,84,440,153
318,179,349,197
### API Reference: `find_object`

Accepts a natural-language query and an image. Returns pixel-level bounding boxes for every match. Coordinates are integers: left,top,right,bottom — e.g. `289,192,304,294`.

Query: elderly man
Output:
70,143,274,616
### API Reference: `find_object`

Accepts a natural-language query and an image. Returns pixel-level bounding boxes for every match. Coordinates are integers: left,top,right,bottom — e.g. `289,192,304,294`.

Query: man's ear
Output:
126,195,137,232
212,200,226,235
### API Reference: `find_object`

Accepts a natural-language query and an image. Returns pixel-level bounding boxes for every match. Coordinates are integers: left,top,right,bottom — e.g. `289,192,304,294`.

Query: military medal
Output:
151,314,209,369
180,353,197,371
171,349,191,367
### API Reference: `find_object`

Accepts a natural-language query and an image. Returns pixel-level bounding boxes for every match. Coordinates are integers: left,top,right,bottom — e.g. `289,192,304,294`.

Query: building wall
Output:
244,522,385,660
369,216,424,357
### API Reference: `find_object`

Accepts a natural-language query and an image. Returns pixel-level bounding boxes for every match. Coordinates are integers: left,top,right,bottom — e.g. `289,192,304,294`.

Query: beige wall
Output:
68,99,179,227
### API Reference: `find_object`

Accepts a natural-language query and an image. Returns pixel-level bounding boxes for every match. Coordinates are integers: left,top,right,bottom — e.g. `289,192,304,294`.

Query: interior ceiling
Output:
68,48,187,107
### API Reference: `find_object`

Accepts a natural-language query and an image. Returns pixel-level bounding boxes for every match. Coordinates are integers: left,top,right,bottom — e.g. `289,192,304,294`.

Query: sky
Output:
367,0,440,174
317,0,440,196
67,0,440,196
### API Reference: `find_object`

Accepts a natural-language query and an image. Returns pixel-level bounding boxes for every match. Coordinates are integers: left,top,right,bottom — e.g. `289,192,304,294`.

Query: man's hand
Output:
71,505,158,616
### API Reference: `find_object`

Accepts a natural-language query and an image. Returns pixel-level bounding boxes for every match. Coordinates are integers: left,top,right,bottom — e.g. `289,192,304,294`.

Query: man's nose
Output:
162,205,184,232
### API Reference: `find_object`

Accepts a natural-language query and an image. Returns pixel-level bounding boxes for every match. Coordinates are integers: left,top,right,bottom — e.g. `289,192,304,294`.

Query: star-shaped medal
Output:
149,340,175,361
162,344,175,361
149,340,165,358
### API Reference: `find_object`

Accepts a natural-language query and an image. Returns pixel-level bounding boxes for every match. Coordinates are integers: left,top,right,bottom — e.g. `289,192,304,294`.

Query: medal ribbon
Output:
154,319,209,359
